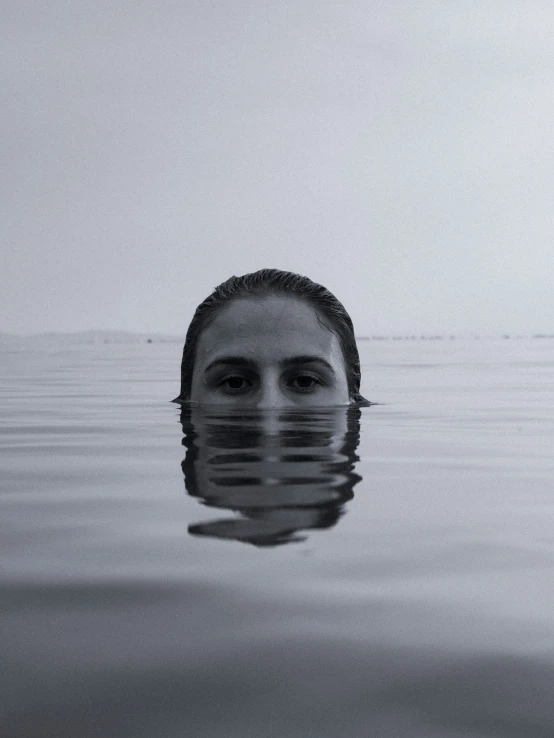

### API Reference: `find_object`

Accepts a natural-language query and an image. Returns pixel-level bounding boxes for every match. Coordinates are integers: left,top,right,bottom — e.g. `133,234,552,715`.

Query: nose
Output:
257,374,287,409
257,381,286,439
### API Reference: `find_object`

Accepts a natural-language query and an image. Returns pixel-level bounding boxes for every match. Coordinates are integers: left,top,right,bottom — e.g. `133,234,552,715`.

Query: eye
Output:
218,375,252,394
288,374,322,393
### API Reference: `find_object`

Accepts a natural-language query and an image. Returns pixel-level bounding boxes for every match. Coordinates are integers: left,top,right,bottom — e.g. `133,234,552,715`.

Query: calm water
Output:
1,337,553,737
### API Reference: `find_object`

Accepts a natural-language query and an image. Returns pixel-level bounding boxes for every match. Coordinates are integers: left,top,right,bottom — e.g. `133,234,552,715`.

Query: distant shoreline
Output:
0,330,182,345
1,330,552,346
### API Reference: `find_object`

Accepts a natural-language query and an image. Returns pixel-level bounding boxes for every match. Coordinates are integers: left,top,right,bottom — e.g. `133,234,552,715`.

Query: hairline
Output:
191,292,346,374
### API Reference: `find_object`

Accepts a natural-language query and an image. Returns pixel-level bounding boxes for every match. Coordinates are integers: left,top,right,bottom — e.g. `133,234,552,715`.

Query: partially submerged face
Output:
190,295,350,407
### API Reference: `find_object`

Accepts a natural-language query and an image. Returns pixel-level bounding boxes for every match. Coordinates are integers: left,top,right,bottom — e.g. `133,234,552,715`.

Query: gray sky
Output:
2,1,553,336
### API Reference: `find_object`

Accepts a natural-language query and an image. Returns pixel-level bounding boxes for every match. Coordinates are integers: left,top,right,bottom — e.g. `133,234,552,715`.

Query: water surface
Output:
1,337,553,737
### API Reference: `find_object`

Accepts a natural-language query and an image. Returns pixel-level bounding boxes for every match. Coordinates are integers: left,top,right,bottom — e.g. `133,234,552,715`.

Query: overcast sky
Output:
2,1,553,336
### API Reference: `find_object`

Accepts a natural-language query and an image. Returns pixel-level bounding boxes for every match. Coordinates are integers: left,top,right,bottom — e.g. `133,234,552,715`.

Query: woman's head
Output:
174,269,368,407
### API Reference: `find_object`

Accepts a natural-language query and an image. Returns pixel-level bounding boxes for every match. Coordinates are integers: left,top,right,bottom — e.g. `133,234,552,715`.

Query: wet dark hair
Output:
174,268,369,405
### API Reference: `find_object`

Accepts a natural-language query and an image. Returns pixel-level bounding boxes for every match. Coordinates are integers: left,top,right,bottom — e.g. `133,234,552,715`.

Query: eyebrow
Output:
204,355,336,374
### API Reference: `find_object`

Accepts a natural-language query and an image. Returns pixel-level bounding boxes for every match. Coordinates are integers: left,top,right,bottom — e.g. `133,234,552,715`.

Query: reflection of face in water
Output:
180,405,363,546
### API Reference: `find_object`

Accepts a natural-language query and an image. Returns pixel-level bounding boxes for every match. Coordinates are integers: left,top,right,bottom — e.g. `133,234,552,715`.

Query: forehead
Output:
195,295,341,365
